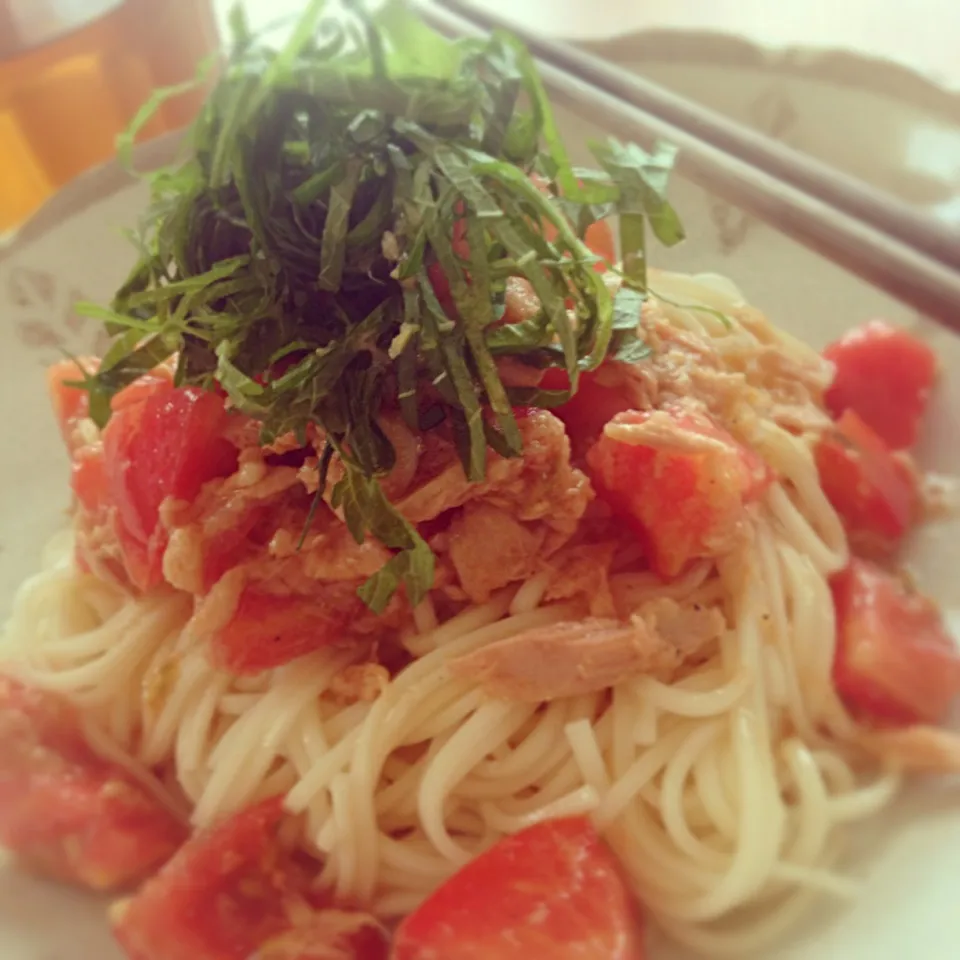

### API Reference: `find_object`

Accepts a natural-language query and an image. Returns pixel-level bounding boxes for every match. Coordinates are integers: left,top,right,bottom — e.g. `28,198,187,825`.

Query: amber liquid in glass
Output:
0,0,218,233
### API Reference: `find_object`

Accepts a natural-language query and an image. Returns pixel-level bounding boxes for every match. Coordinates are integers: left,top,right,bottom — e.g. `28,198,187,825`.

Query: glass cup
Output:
0,0,219,234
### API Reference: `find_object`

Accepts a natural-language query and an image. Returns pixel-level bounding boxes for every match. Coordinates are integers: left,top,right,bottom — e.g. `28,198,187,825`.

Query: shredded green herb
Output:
76,0,684,613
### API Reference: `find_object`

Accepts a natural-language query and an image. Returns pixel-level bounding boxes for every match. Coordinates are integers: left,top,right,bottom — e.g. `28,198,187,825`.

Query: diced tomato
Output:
71,444,109,514
102,381,238,590
211,587,364,675
113,797,385,960
532,173,617,271
831,560,960,726
542,216,615,272
393,817,644,960
113,797,293,960
47,357,98,452
541,367,633,456
0,677,185,891
815,410,919,557
586,408,771,578
823,320,937,449
105,382,236,544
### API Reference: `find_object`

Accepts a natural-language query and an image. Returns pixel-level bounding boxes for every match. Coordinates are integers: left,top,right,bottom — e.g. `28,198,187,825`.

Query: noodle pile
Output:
1,272,904,957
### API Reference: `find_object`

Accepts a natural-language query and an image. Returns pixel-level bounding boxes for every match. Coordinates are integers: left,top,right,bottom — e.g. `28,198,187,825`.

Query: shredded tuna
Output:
603,410,732,455
542,542,619,618
448,503,545,604
448,599,725,701
605,296,834,450
396,410,591,532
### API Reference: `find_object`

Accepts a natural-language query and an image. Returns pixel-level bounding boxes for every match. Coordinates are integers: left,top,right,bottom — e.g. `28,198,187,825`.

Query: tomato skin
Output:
586,408,771,578
110,364,176,412
815,410,918,557
0,677,185,891
102,382,238,590
832,560,960,726
823,320,937,450
105,383,237,542
392,817,644,960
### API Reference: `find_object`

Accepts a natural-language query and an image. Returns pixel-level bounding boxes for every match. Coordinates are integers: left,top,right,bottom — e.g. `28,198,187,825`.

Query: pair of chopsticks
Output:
417,0,960,327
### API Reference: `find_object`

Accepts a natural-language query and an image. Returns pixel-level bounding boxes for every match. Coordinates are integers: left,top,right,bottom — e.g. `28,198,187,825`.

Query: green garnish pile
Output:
75,0,684,612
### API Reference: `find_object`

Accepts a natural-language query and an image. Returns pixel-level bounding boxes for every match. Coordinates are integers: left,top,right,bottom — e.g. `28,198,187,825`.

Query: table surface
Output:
228,0,960,93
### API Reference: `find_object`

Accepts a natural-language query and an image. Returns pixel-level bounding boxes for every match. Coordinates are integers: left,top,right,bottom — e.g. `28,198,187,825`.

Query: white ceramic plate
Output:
2,33,960,960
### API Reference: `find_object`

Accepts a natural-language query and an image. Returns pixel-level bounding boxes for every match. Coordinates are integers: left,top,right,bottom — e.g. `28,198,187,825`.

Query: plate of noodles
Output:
1,2,959,959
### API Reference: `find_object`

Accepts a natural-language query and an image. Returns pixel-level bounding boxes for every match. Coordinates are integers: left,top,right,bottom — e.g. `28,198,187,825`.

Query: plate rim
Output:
581,28,960,120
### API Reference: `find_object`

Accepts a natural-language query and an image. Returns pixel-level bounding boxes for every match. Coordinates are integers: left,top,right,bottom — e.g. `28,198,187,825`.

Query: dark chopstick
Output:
417,0,960,329
430,0,960,273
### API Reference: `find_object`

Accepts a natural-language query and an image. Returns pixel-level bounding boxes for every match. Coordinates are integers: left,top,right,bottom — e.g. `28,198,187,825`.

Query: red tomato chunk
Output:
823,320,937,450
815,409,919,557
211,585,366,675
541,366,633,457
48,365,240,593
393,817,644,960
102,381,238,589
586,408,771,578
832,560,960,726
113,797,386,960
0,677,185,891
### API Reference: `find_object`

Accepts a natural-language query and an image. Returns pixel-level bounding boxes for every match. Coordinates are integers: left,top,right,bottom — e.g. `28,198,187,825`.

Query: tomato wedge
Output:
113,798,297,960
101,381,238,590
0,677,185,891
104,382,236,545
113,797,386,960
815,409,919,557
48,363,241,592
832,560,960,726
823,320,937,450
392,817,644,960
586,408,771,578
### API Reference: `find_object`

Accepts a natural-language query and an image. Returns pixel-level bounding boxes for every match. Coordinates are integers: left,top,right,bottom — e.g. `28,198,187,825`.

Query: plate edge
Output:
0,132,183,264
579,29,960,121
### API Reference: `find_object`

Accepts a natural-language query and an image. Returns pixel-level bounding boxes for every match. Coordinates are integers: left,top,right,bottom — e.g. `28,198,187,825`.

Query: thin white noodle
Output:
0,270,914,958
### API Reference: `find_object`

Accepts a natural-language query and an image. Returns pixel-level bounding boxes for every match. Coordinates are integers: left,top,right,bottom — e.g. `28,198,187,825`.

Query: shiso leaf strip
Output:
76,0,684,612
